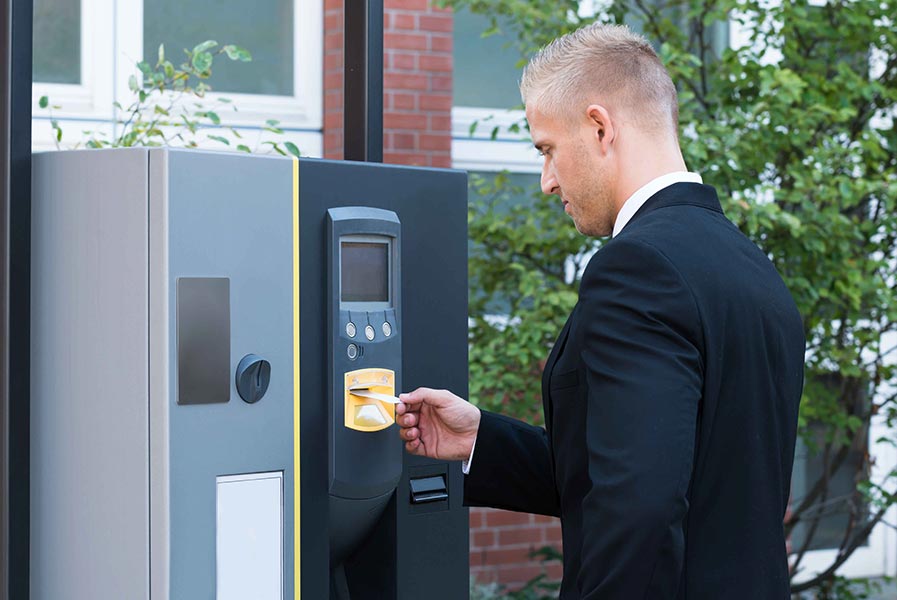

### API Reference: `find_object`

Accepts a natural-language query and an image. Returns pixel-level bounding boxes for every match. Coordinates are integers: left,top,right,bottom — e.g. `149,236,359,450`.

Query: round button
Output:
347,344,358,360
346,322,356,338
382,322,392,337
364,325,375,341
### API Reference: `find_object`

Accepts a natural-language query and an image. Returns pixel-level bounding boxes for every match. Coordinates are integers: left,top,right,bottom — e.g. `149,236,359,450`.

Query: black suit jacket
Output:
464,183,805,599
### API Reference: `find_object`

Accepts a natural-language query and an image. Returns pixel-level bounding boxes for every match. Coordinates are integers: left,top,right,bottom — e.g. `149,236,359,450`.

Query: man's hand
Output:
396,388,481,461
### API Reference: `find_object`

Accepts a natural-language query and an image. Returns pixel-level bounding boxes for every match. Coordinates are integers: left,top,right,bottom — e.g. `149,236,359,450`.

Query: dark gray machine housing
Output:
30,149,469,600
299,158,469,599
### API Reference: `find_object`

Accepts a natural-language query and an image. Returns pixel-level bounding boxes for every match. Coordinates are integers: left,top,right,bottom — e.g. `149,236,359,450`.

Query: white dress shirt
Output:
461,171,704,475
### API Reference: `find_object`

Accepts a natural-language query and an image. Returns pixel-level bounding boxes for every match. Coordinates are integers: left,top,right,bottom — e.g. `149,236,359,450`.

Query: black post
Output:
343,0,383,163
1,0,32,598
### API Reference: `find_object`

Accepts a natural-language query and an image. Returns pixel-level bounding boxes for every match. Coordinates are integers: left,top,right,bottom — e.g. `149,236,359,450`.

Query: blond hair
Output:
520,23,679,134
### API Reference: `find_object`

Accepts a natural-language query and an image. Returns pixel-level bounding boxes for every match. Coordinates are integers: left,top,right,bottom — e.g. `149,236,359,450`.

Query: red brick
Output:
384,72,429,90
430,34,452,52
389,12,417,31
469,508,485,529
324,72,343,90
545,525,563,543
419,54,452,72
384,152,425,166
420,133,449,151
389,92,417,111
419,14,452,32
419,93,452,111
485,509,531,527
496,565,542,586
324,32,343,51
390,132,416,150
324,12,342,30
324,112,343,129
487,547,534,565
384,112,427,130
498,527,543,546
469,549,487,567
324,0,342,10
534,514,558,524
430,74,452,92
324,53,342,71
546,563,563,580
430,154,452,168
427,114,451,132
385,32,429,51
472,529,496,548
389,51,416,71
386,0,428,10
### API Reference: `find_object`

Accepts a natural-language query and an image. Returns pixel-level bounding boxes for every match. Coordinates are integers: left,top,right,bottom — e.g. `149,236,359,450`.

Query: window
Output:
31,0,323,156
144,0,294,96
33,0,81,85
452,9,522,110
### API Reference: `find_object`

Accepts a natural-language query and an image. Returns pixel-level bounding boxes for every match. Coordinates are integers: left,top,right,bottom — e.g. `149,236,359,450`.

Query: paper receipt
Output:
349,389,402,404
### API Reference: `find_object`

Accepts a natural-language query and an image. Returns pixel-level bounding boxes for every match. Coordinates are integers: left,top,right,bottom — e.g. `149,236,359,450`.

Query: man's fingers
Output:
400,426,419,442
398,412,417,428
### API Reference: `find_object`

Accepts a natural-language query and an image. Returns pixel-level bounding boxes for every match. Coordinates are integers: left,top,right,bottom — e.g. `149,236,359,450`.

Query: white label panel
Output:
216,472,283,600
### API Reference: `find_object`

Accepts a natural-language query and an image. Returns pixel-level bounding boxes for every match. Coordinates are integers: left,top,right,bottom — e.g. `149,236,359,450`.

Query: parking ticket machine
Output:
30,148,469,599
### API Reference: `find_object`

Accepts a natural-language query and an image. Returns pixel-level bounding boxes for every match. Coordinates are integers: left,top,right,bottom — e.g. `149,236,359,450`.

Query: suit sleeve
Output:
576,239,703,599
463,410,560,517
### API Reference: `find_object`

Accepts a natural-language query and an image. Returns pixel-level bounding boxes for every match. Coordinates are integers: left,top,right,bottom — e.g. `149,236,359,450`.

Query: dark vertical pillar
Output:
343,0,383,163
1,0,32,598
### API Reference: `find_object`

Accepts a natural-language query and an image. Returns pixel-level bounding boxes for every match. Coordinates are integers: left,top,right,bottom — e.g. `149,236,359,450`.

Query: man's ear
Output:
586,104,615,154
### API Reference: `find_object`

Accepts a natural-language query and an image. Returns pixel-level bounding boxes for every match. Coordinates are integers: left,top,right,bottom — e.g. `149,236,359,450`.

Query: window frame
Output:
32,0,323,155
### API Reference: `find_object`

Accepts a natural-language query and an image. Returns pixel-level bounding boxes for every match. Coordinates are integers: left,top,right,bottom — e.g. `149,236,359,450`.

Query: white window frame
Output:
32,0,323,156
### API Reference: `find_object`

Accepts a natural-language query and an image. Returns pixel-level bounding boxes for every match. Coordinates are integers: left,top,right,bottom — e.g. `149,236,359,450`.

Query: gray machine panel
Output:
160,149,295,599
31,149,151,600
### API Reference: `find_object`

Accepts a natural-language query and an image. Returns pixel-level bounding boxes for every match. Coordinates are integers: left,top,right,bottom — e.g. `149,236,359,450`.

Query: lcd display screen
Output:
341,241,389,303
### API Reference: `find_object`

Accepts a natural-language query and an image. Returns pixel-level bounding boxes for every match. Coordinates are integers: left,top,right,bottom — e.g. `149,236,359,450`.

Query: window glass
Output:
790,424,869,552
144,0,294,96
452,9,523,109
33,0,81,84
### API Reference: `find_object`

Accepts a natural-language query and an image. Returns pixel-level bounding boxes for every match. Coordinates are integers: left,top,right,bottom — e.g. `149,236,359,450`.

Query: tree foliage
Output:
455,0,897,594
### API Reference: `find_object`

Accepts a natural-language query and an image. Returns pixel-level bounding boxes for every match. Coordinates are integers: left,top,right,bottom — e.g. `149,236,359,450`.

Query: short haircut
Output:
520,23,679,134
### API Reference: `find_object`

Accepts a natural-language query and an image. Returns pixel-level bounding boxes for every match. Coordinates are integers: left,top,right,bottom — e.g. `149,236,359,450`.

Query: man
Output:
396,23,805,599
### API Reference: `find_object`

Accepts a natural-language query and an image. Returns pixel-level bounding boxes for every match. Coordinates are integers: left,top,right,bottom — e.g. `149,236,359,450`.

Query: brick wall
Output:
470,507,563,590
323,0,452,167
323,2,561,592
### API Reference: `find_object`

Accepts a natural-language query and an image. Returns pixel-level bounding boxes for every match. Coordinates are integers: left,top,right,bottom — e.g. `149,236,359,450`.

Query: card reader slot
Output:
409,475,448,504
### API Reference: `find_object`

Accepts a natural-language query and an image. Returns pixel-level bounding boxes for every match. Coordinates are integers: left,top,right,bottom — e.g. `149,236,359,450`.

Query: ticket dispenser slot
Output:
327,207,403,572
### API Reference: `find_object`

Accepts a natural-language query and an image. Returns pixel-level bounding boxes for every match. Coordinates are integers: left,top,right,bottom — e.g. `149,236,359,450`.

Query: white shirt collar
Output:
612,171,703,237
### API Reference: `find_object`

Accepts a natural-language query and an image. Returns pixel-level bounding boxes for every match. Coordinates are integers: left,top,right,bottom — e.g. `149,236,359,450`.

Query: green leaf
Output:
208,135,230,146
192,40,218,55
223,45,252,62
236,144,251,153
192,51,213,74
206,111,221,125
284,141,301,158
265,119,280,127
39,96,48,109
157,43,165,64
128,74,139,92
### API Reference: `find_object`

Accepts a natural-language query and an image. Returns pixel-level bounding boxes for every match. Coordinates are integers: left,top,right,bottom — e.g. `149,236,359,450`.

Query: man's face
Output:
527,104,617,237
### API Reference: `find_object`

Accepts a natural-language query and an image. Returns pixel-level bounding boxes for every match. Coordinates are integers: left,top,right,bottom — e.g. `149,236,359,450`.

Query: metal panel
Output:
2,1,32,596
31,149,150,599
164,149,295,598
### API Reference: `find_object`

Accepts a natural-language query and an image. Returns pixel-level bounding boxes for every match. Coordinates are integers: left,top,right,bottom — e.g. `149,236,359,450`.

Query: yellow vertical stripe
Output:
292,156,301,599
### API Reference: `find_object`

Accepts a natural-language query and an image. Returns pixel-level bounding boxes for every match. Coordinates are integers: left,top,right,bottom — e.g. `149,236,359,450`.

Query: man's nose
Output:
541,171,559,196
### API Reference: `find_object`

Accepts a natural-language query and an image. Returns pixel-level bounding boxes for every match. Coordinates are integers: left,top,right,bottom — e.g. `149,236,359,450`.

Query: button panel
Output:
382,322,392,337
346,322,356,338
